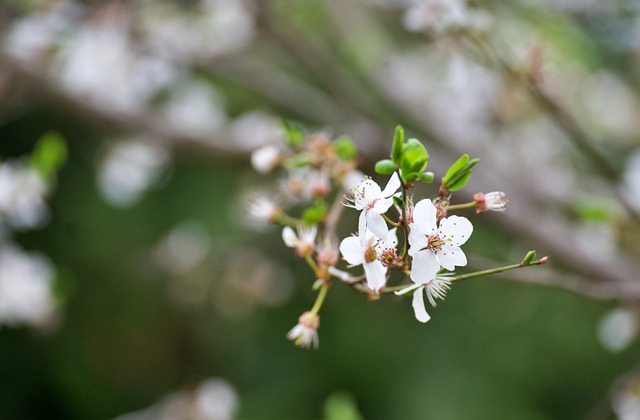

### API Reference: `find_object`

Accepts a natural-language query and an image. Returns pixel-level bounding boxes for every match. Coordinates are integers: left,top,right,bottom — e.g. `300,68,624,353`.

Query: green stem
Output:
310,284,329,315
446,202,476,211
380,258,548,294
398,170,409,258
382,213,401,227
304,253,319,274
278,213,301,228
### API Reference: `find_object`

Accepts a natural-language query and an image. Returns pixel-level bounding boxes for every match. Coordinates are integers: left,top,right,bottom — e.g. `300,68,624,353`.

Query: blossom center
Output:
426,234,444,252
364,245,378,263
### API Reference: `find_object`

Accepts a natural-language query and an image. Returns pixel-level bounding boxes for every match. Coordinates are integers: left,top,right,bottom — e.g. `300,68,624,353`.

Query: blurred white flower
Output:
98,139,171,207
0,245,56,327
598,308,639,353
623,149,640,212
154,221,211,275
403,0,468,34
0,160,49,229
282,225,317,257
251,146,280,174
114,377,239,420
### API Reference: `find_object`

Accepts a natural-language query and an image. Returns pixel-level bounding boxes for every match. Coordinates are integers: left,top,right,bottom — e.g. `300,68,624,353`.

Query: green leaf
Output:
391,125,404,164
443,154,469,185
417,171,434,183
522,250,537,266
444,157,479,192
281,120,304,148
392,196,404,206
29,131,67,180
374,159,397,175
333,136,357,160
400,138,428,182
302,200,327,225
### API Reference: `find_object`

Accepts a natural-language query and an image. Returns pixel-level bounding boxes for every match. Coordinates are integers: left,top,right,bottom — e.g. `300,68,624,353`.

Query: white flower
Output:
339,227,397,293
282,225,317,257
0,245,56,327
408,199,472,275
473,191,508,213
247,196,281,222
251,145,280,174
403,0,468,34
396,269,454,323
344,173,401,238
287,311,320,349
0,161,49,229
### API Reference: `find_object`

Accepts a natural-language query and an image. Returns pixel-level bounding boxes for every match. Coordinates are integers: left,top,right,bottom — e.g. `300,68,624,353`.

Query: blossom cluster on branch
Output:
249,123,546,349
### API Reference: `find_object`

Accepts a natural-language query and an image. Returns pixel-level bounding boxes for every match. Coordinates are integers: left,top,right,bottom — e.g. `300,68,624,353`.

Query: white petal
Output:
366,212,388,239
282,227,297,247
410,251,440,284
436,245,467,271
372,197,395,214
364,260,387,292
386,228,398,248
380,172,401,197
394,282,422,296
357,211,367,240
413,199,437,234
412,288,431,323
339,236,364,266
438,215,473,247
407,226,428,256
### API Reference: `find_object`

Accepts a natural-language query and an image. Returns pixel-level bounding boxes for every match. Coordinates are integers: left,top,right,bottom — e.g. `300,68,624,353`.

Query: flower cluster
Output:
249,123,546,349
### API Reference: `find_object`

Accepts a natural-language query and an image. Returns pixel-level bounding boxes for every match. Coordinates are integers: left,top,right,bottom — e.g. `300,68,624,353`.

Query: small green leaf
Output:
444,158,479,192
29,131,67,180
302,200,327,225
374,159,397,175
443,154,469,185
393,196,404,206
333,136,357,160
417,171,434,183
312,279,324,291
323,391,363,420
281,120,304,148
522,250,537,266
400,138,428,182
391,125,404,164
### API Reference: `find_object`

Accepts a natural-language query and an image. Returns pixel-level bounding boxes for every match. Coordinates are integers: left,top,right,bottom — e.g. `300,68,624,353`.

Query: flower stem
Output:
446,202,476,211
398,170,409,258
310,283,329,315
378,256,549,294
278,213,302,227
304,253,319,274
382,213,401,227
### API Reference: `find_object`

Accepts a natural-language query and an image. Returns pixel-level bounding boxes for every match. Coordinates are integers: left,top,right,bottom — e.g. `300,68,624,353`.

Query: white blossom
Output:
473,191,508,213
0,161,49,229
339,226,397,293
343,173,401,238
396,268,454,323
251,145,280,174
287,311,320,349
0,245,56,327
282,225,317,257
408,199,473,275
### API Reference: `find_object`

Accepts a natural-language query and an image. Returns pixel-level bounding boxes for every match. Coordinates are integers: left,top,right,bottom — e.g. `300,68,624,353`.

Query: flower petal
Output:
412,288,431,323
413,199,437,235
339,236,364,266
436,245,467,271
380,172,401,198
410,251,440,284
407,226,428,256
364,260,387,292
282,226,297,247
438,215,473,247
386,228,398,248
366,212,388,239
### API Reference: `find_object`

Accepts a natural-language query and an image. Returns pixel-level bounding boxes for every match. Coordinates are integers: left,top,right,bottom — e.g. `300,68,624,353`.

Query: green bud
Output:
29,131,67,181
400,138,428,182
391,125,404,164
375,159,398,175
522,250,537,266
417,171,435,183
302,200,327,225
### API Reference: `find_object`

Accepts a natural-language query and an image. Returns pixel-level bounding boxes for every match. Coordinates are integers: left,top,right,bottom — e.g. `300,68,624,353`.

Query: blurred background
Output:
2,0,640,419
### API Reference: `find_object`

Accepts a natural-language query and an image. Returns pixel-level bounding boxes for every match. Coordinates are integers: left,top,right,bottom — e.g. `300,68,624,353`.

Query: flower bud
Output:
473,191,508,213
